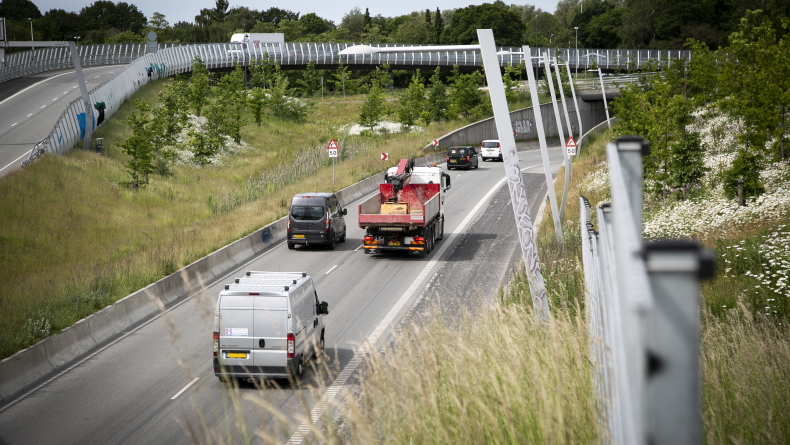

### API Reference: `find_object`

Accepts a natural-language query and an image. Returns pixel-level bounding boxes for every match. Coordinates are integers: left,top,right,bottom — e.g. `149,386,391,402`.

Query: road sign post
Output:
327,139,339,183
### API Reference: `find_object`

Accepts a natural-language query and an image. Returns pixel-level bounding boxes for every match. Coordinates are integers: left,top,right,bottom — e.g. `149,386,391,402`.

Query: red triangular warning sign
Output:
327,139,339,149
566,137,577,147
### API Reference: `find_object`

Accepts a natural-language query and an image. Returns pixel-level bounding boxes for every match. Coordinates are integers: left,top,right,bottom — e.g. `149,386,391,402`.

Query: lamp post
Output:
28,18,34,51
74,36,81,45
574,27,578,75
535,14,538,48
589,68,610,129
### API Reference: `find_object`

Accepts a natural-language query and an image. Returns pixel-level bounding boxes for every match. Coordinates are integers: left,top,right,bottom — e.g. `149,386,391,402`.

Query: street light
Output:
28,18,34,51
574,27,578,75
74,36,81,45
550,33,554,47
535,14,539,48
588,68,611,129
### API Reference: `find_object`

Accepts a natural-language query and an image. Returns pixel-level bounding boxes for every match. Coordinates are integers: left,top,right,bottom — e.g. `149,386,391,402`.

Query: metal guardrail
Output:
580,136,713,445
1,42,690,84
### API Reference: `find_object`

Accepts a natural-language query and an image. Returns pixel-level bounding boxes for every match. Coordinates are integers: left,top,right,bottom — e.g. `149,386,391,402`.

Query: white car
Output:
480,140,502,161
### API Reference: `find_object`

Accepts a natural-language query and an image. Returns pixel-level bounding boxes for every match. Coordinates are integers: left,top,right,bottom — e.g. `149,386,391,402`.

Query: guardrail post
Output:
643,241,712,445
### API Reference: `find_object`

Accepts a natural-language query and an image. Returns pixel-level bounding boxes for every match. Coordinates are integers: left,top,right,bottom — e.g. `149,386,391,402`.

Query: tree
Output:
249,54,279,89
433,8,444,44
189,56,211,116
79,1,147,33
425,67,449,124
0,0,41,20
212,0,229,22
215,65,246,143
359,64,390,130
119,100,155,188
397,70,426,128
448,66,490,120
442,3,525,46
148,12,169,30
248,87,267,126
295,60,321,97
300,13,333,35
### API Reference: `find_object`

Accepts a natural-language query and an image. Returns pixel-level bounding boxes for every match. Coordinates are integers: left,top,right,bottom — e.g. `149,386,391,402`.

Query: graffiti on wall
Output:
512,118,534,136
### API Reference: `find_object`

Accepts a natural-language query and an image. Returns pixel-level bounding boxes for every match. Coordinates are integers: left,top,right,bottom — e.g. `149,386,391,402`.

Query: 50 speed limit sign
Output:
327,139,339,158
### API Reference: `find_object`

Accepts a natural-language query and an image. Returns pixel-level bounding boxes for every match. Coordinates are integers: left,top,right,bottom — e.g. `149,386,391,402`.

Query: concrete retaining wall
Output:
432,99,607,148
0,108,604,405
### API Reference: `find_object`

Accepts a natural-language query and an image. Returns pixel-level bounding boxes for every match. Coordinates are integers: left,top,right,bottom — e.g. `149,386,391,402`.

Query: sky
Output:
31,0,562,27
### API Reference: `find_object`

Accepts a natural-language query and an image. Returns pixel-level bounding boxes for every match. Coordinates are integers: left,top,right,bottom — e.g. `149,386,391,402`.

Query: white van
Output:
480,140,503,161
213,271,329,382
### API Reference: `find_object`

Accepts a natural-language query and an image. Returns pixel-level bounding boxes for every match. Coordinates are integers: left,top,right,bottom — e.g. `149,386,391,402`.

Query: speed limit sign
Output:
327,139,339,158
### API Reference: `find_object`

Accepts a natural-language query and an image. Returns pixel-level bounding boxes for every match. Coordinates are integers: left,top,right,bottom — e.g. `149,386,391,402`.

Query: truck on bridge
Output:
359,159,451,255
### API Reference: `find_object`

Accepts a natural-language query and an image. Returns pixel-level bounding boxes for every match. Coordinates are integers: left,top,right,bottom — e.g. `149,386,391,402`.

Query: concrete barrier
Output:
0,110,608,405
0,343,53,401
43,322,97,370
87,303,134,346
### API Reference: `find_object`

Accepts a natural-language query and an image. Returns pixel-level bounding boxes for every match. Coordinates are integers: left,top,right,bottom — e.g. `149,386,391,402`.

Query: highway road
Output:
0,147,565,444
0,65,125,178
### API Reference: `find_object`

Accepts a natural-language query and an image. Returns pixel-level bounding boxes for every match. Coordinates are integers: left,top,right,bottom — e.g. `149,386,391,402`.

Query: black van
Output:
446,146,479,170
287,193,347,249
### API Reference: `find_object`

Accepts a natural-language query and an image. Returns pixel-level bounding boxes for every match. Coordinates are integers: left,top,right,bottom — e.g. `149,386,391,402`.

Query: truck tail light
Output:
213,332,219,357
414,237,425,242
287,333,295,358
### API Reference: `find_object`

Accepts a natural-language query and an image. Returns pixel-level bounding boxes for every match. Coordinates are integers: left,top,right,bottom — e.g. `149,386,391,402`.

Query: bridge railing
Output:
580,136,713,445
2,42,691,84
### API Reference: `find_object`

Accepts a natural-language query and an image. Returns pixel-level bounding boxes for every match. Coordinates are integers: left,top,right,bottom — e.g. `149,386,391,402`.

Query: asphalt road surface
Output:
0,65,126,178
0,147,565,444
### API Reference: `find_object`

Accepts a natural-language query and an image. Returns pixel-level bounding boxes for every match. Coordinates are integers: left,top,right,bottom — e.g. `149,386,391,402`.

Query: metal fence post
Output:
644,241,712,445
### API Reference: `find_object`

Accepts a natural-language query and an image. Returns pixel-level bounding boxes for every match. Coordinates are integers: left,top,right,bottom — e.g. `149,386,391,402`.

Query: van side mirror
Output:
342,208,347,216
318,301,329,315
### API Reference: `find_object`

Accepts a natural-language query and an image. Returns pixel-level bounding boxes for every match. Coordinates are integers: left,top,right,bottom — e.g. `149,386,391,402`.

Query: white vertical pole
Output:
564,63,584,149
69,41,93,151
523,45,563,241
478,30,550,321
543,52,569,221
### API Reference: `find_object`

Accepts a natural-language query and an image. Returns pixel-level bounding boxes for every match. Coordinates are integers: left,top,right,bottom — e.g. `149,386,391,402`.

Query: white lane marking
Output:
11,123,17,126
26,113,33,117
354,244,362,252
325,265,338,275
94,76,100,79
0,151,35,174
52,98,57,101
286,163,543,444
40,105,46,109
170,377,199,400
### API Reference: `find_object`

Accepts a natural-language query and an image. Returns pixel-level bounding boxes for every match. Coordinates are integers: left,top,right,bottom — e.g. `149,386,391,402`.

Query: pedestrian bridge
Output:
1,41,689,83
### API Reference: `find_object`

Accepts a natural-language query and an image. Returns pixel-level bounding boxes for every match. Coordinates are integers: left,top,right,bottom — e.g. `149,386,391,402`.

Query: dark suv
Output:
287,193,347,249
446,146,479,170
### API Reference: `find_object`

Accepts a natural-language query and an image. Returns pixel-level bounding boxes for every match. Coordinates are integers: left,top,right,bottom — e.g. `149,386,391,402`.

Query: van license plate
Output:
227,352,247,358
449,160,457,163
293,234,304,238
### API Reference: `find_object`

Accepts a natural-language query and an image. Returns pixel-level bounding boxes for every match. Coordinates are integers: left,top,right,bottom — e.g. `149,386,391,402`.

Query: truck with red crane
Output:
358,159,451,254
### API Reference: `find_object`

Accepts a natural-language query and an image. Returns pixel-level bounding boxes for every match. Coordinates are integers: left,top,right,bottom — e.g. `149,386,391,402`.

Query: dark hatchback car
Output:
287,193,347,249
446,146,479,170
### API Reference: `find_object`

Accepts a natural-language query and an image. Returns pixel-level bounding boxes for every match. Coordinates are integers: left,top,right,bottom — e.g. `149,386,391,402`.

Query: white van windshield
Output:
482,141,500,148
291,206,325,221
